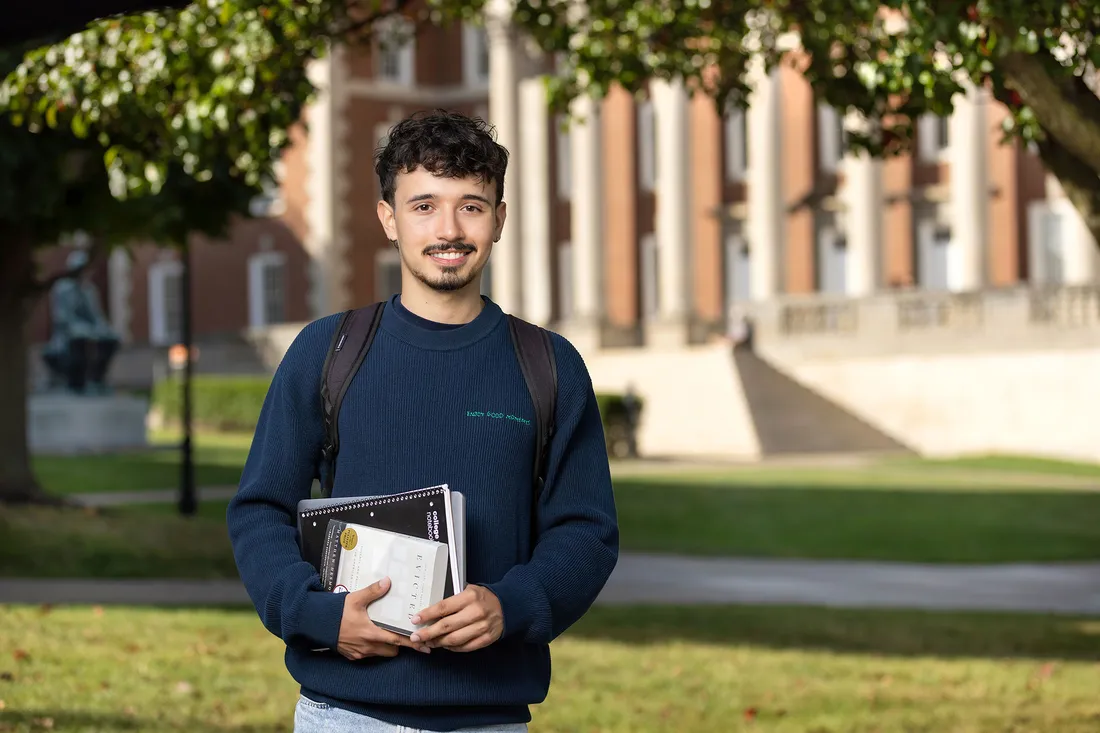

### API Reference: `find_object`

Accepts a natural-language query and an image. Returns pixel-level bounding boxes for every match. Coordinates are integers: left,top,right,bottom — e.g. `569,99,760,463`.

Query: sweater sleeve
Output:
484,336,620,645
225,316,346,650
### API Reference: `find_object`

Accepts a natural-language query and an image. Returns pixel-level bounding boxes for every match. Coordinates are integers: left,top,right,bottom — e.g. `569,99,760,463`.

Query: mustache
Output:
422,243,476,255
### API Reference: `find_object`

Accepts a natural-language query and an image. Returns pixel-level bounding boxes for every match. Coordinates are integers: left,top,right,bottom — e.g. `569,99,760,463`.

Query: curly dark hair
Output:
374,110,509,207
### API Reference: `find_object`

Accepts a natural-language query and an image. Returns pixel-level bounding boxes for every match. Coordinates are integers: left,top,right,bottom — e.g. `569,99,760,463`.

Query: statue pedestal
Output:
28,393,149,455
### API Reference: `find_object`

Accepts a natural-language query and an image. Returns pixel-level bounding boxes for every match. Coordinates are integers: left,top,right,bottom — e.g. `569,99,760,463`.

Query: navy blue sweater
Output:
225,296,619,731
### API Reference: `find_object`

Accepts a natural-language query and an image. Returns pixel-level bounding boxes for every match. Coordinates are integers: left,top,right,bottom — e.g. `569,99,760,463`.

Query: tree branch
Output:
997,50,1100,176
332,0,421,43
1034,127,1100,249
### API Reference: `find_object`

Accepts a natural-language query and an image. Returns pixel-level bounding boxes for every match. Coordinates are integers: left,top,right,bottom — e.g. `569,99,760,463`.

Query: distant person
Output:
226,110,619,733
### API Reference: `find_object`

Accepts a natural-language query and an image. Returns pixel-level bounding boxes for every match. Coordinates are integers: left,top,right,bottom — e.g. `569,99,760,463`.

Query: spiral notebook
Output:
296,484,465,599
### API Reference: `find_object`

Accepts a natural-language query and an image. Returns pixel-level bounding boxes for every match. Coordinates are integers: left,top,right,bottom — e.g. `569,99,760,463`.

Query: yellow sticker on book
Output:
339,527,358,551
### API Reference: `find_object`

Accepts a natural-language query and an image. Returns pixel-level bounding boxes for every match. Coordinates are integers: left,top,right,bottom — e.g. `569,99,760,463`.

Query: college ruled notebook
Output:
296,484,465,597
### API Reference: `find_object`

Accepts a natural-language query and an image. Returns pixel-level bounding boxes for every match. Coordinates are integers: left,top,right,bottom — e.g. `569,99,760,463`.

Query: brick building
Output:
28,12,1099,389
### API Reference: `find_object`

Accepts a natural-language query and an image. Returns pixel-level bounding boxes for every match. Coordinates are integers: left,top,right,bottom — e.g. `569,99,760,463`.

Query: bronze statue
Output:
41,250,120,394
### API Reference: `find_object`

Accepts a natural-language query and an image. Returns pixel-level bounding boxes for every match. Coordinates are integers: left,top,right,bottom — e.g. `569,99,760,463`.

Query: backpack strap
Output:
318,302,386,497
506,315,558,508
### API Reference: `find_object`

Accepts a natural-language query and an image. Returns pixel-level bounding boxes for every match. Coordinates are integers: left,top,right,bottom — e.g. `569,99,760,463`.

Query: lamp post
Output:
178,238,196,517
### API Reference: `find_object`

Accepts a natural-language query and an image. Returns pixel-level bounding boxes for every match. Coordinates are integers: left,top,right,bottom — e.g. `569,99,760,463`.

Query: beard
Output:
405,242,482,293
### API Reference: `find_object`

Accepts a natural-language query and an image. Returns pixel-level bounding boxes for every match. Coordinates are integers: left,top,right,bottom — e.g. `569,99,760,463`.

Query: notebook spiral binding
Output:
299,485,448,518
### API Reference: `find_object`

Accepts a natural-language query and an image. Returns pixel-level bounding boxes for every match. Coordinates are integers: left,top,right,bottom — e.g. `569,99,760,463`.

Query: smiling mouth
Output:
425,247,475,266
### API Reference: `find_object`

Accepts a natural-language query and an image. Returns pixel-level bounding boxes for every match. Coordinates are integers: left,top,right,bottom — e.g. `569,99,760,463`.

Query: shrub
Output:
153,375,271,432
154,376,643,455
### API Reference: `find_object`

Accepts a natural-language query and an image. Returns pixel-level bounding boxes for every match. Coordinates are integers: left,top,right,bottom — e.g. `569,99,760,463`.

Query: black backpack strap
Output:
506,315,558,508
318,302,386,497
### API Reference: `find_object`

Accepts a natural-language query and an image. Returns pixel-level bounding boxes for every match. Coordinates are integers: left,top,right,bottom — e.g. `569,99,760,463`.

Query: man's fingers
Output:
347,576,391,605
430,622,486,650
368,627,430,653
411,590,465,625
452,633,495,653
411,604,480,644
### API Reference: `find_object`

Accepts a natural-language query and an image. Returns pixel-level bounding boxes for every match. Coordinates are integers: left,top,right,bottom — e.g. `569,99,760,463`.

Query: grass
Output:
4,458,1100,578
33,431,251,495
0,604,1098,732
7,431,1098,578
612,475,1100,563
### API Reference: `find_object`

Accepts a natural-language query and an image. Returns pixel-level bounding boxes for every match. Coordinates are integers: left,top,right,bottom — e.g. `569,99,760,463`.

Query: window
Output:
375,18,415,86
916,213,952,290
724,108,747,182
556,115,571,200
462,23,490,86
640,233,660,316
557,242,574,320
148,259,183,346
917,114,949,162
248,252,287,328
1029,202,1067,284
816,222,848,294
375,249,403,300
817,104,846,173
637,100,656,192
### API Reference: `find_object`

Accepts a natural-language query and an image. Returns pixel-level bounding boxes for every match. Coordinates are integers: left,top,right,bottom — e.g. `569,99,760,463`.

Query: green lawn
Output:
7,431,1098,578
0,604,1097,732
33,431,251,495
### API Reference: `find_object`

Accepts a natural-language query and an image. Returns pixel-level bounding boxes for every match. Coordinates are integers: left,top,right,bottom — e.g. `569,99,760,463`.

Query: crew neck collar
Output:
380,294,503,350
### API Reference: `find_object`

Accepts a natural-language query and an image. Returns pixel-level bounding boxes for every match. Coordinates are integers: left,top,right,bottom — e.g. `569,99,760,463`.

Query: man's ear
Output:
493,201,507,242
377,199,398,242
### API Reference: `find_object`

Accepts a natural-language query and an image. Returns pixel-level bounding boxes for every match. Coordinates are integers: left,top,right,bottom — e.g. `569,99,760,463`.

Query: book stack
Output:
296,484,466,637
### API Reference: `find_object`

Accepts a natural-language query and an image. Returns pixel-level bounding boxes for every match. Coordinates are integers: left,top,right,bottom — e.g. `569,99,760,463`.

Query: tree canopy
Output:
498,0,1100,241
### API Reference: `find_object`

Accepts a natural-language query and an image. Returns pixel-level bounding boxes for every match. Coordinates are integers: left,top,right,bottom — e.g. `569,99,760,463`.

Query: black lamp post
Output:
178,238,196,517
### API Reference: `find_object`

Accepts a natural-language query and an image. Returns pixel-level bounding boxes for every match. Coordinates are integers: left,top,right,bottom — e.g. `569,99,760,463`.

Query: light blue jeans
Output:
294,695,529,733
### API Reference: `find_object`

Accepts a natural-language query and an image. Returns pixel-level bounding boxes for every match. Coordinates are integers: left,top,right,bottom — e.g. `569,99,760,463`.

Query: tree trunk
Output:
0,234,54,504
1034,131,1100,248
996,53,1100,247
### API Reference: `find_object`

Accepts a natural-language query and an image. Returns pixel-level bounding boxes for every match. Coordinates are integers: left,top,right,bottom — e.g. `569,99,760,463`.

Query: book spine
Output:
319,519,347,591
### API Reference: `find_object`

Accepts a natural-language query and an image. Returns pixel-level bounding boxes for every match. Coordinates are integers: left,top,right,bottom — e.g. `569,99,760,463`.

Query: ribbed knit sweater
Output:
225,295,619,731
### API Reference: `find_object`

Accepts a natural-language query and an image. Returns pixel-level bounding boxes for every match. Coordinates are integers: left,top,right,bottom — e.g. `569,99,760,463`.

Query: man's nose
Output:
435,208,464,242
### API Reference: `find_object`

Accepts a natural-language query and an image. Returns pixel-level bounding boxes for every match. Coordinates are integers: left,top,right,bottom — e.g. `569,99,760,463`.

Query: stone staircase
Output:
732,347,913,456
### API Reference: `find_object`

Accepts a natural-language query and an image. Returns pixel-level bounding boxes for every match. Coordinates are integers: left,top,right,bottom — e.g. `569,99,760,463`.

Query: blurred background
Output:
1,1,1099,731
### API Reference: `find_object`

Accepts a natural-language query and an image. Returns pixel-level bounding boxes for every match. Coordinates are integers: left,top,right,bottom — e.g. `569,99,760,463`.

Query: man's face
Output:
377,167,506,294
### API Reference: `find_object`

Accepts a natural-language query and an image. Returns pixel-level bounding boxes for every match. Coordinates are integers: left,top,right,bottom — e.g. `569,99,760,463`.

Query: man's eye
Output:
415,204,432,212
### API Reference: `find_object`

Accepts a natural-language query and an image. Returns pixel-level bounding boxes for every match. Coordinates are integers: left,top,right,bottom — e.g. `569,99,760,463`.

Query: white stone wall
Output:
769,348,1100,462
583,344,761,460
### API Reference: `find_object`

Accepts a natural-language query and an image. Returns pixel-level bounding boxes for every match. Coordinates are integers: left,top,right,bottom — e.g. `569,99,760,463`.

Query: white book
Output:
320,520,450,636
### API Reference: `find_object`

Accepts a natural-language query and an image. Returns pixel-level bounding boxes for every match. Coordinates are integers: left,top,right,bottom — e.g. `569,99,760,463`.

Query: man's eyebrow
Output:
404,193,493,206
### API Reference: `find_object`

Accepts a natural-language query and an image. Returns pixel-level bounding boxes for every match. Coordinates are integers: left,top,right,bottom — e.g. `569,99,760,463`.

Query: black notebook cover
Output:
297,484,460,598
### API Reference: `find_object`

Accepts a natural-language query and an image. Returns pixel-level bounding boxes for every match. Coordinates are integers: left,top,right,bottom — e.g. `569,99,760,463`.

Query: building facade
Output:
27,13,1100,393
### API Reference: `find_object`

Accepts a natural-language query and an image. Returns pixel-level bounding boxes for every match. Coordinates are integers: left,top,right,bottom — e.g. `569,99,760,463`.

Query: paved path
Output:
4,554,1099,615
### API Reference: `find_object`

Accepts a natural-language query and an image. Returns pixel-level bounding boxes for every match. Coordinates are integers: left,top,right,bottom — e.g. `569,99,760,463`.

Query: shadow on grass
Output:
0,710,289,732
614,479,1100,563
566,604,1100,663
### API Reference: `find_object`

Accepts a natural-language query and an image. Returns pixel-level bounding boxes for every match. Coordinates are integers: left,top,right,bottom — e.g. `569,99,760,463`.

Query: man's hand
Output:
409,585,504,652
337,577,431,660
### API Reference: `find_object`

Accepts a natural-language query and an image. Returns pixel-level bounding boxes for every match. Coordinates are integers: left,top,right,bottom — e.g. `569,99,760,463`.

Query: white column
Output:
518,77,552,325
648,77,691,345
841,113,882,296
746,59,783,300
948,82,988,292
1065,202,1099,285
564,94,603,349
305,51,351,316
107,247,132,343
486,0,523,316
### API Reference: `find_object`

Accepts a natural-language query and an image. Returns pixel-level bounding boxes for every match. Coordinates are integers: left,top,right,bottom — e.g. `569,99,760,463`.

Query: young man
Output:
226,110,619,732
